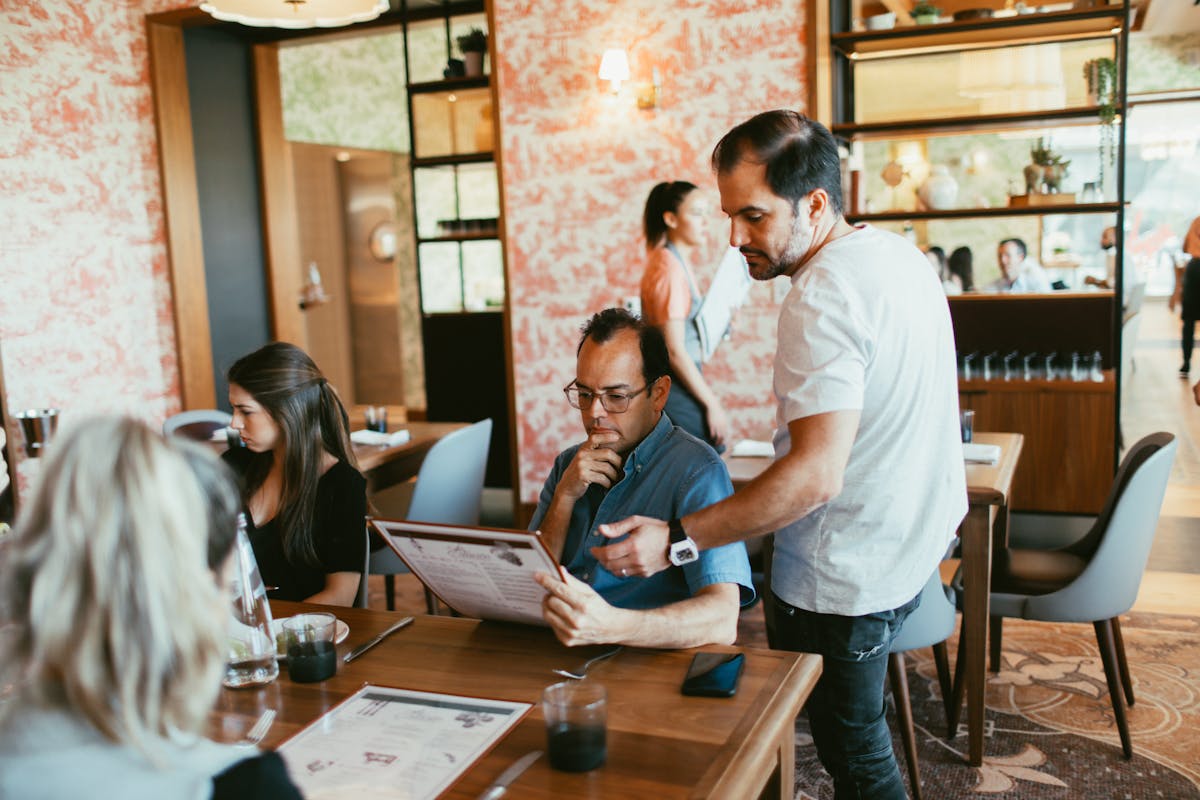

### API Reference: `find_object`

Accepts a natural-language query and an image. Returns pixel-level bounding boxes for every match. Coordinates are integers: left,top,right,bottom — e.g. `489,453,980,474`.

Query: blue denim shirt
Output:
529,414,754,610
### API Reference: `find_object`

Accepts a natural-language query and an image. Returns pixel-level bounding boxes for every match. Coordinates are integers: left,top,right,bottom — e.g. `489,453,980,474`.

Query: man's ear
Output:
807,188,830,222
651,375,671,412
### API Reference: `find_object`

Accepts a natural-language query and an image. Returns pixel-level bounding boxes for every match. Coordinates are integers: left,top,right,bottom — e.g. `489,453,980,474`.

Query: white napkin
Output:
963,443,1001,465
350,429,411,447
731,439,775,458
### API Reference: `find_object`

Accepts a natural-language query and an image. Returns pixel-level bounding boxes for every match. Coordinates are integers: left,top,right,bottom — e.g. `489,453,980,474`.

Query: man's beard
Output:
742,215,812,281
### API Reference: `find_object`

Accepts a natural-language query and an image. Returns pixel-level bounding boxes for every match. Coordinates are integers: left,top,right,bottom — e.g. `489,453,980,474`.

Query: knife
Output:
343,616,414,663
476,750,542,800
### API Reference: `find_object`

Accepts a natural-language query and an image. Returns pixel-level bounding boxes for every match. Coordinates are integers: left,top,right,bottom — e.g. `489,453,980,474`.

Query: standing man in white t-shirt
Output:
595,110,967,799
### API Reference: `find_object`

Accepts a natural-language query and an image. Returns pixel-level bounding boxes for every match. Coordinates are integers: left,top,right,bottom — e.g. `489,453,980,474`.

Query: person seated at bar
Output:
531,308,753,648
946,245,975,294
0,417,302,799
225,342,365,606
988,237,1051,293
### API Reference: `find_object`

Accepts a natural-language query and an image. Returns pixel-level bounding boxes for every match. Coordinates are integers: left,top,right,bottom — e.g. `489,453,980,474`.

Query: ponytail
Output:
643,181,698,249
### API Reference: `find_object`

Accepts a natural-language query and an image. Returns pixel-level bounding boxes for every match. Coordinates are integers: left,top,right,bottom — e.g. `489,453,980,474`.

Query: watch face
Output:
670,540,698,566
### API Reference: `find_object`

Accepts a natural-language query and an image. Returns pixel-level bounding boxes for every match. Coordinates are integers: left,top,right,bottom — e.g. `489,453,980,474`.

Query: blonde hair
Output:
0,416,239,755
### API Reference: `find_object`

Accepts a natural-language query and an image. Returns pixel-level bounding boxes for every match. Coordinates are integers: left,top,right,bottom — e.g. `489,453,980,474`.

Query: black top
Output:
212,752,303,800
222,447,367,601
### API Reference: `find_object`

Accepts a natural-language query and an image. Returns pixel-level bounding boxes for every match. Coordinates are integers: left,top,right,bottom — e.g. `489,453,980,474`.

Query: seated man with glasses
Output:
531,308,753,648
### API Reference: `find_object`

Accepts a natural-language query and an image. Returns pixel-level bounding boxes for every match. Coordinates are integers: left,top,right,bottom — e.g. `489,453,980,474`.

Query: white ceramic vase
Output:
918,165,958,210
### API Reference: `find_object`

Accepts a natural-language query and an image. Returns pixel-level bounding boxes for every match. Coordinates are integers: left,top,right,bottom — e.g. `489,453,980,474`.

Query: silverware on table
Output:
238,708,276,747
552,645,623,680
343,616,414,663
476,750,542,800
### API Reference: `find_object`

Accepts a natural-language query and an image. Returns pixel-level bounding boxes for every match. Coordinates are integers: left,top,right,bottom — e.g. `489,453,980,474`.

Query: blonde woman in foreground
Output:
0,417,302,799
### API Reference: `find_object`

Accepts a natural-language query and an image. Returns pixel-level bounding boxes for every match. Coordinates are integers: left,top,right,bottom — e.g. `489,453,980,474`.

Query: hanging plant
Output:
1083,57,1118,190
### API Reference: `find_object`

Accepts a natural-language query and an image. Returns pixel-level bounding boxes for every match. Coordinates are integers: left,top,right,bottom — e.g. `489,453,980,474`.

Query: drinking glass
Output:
366,406,388,433
543,680,607,772
225,515,279,688
960,410,975,443
284,613,338,683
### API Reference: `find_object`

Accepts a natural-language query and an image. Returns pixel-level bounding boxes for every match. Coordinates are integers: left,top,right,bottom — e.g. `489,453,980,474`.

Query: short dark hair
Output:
577,308,670,387
643,181,698,249
711,109,844,215
1000,238,1027,259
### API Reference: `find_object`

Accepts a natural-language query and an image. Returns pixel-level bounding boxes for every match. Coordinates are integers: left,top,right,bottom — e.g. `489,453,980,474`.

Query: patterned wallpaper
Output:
491,0,808,501
0,0,189,495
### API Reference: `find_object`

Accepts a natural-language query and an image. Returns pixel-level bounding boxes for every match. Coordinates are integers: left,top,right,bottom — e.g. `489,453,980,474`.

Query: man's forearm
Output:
536,489,578,561
612,584,740,649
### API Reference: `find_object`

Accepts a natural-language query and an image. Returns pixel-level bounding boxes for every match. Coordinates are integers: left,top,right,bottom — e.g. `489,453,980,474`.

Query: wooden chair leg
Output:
889,652,922,800
989,615,1003,673
423,587,438,616
1112,616,1135,706
947,628,966,739
932,641,953,729
384,574,396,611
1094,618,1134,759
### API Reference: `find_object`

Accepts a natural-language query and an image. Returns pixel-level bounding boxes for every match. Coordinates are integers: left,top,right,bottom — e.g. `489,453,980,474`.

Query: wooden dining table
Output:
351,421,467,493
213,601,822,799
722,431,1024,767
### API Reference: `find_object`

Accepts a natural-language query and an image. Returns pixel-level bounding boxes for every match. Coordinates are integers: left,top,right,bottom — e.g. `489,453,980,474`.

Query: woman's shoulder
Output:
644,244,682,274
320,457,366,490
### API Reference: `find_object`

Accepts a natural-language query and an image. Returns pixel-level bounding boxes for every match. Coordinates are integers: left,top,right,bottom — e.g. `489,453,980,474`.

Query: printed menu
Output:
279,685,531,800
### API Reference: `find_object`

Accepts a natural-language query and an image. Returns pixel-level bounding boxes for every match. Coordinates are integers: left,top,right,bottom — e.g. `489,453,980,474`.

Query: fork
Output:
239,709,276,747
552,646,623,680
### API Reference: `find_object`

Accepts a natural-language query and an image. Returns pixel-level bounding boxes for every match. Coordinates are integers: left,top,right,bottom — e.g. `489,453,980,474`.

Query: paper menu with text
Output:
695,247,752,363
278,685,531,800
370,519,559,626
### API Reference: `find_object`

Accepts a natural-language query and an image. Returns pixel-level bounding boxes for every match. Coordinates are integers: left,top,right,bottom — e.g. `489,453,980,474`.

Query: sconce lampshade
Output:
598,49,631,92
199,0,389,29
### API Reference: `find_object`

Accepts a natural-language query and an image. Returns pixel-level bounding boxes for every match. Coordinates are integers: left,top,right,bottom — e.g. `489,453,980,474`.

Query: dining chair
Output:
888,566,958,800
954,432,1175,760
354,524,370,609
163,409,232,442
369,419,493,612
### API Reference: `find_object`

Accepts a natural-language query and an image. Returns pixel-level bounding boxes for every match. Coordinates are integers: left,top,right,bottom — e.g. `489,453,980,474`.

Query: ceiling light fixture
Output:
199,0,389,29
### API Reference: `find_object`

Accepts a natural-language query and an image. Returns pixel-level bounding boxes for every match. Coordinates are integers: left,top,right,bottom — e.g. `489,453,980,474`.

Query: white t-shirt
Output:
771,224,967,616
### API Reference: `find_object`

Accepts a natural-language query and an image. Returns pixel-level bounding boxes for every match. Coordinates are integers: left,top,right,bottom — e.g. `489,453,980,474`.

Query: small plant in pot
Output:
1083,56,1118,187
912,2,941,24
456,27,488,76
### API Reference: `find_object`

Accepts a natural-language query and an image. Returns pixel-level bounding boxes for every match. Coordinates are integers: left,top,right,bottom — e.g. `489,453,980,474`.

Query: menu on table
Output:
369,519,561,626
278,684,532,800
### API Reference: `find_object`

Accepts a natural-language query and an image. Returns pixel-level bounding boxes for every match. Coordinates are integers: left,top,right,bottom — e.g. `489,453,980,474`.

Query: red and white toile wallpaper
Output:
0,0,806,503
491,0,808,501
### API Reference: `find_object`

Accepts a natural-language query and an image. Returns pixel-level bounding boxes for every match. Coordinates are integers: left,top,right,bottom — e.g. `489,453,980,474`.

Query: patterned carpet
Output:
776,612,1200,799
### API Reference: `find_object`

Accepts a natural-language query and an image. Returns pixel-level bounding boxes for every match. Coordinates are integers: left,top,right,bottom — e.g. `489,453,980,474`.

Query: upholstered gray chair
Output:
889,566,958,800
966,432,1176,759
369,419,492,612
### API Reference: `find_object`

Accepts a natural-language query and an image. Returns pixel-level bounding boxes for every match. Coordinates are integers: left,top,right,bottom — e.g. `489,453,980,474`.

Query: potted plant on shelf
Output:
1029,137,1071,194
911,2,941,24
1083,56,1118,188
456,28,488,77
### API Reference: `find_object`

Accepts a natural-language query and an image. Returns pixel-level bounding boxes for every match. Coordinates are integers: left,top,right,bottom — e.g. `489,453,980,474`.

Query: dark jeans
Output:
1183,318,1196,370
772,591,921,800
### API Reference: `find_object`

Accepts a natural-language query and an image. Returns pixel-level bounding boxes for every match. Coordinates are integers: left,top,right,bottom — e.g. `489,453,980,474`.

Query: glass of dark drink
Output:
284,613,338,683
543,680,607,772
366,406,388,433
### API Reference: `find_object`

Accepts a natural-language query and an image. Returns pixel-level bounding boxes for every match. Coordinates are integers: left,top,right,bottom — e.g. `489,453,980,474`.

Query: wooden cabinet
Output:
962,376,1114,514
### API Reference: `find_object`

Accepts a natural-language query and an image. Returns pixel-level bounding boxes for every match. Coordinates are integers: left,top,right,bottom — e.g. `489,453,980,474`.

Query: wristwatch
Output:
667,518,699,566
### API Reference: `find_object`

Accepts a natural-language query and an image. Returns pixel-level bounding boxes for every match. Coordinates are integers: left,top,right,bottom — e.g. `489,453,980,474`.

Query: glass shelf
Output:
848,202,1121,223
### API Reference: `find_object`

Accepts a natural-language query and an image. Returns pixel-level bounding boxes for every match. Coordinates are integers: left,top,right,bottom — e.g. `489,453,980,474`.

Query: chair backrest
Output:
354,524,370,608
406,419,493,526
890,567,958,653
1028,432,1176,622
163,409,232,441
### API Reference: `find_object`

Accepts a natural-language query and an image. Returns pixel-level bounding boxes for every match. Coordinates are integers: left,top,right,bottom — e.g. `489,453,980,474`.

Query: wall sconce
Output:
598,50,660,109
598,49,630,93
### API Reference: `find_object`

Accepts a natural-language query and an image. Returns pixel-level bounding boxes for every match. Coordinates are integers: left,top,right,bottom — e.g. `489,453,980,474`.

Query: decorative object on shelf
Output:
368,223,397,262
911,3,941,24
865,11,896,29
598,49,631,93
918,165,959,210
952,8,993,21
1079,181,1101,204
199,0,387,29
1082,56,1118,187
443,58,465,78
299,261,330,310
1030,137,1070,193
456,27,488,76
474,101,494,152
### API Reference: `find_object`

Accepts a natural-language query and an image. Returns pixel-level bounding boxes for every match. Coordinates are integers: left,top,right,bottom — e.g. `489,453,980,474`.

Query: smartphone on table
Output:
681,652,745,697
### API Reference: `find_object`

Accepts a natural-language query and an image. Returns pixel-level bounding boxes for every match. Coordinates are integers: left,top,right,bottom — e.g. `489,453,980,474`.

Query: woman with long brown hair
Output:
224,342,365,606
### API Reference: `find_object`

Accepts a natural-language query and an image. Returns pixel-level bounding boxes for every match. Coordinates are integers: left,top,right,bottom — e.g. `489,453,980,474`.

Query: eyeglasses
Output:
563,381,653,413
